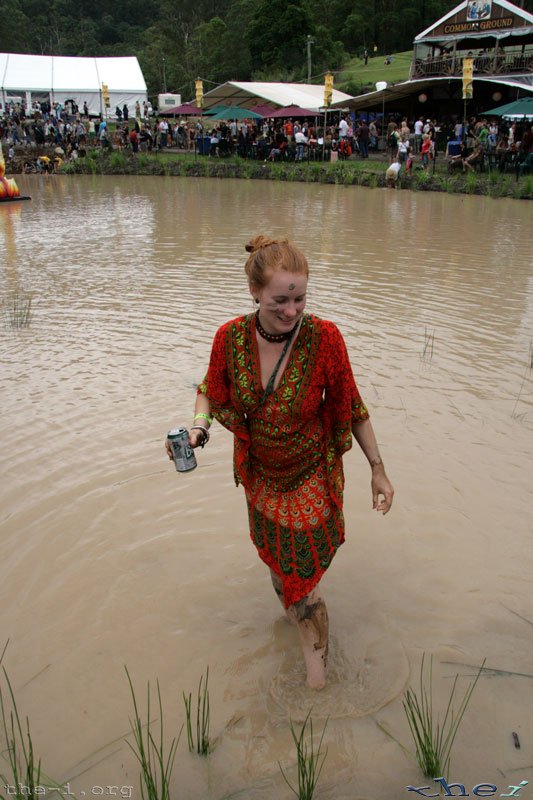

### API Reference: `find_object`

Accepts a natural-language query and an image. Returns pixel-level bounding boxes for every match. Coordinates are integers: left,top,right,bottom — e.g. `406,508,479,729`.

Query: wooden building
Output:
336,0,533,118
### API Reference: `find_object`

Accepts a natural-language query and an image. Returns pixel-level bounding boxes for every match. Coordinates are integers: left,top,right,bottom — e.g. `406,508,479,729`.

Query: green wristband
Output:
194,412,213,425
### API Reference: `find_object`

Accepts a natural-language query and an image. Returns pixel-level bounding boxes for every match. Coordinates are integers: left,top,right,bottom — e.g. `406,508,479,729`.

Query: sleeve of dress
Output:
197,322,249,439
322,321,369,457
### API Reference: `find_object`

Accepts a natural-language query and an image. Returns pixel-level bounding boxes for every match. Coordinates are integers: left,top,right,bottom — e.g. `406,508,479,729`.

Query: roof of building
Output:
201,81,353,113
331,74,533,111
415,0,533,42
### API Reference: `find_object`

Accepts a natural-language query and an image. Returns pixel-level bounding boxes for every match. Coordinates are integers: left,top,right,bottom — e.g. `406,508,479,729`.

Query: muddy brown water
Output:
1,175,532,799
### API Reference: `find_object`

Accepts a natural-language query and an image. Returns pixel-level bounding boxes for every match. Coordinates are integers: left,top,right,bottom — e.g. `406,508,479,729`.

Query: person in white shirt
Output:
385,159,402,187
398,136,410,163
294,129,309,161
414,117,424,153
158,119,169,148
338,117,348,139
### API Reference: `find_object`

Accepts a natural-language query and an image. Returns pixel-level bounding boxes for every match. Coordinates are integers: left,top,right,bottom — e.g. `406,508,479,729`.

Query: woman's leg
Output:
292,587,329,690
269,570,329,690
270,569,297,625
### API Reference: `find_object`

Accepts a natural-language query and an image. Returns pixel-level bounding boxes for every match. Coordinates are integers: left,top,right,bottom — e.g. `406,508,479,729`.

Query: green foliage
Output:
85,157,99,175
2,0,464,97
403,654,485,779
465,171,477,194
182,668,211,756
412,170,430,189
0,669,42,800
278,711,328,800
109,150,126,172
125,667,181,800
522,176,533,197
337,51,413,93
488,177,503,198
247,0,314,73
0,644,70,800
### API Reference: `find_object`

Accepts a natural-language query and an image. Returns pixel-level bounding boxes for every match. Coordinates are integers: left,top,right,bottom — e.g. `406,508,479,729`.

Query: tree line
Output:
2,0,531,101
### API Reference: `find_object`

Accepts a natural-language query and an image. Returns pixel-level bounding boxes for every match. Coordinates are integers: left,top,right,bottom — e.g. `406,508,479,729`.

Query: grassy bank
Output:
337,50,413,95
59,149,533,200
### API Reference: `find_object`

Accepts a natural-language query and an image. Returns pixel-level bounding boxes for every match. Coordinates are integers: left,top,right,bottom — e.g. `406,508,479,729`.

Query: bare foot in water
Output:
299,621,328,689
293,589,329,690
269,571,329,688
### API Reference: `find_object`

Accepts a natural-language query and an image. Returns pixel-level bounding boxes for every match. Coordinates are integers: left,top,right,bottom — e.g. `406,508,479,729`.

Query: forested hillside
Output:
2,0,532,99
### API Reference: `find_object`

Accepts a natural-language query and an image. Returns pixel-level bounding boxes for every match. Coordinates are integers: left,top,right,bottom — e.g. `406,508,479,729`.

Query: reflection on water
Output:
1,175,532,799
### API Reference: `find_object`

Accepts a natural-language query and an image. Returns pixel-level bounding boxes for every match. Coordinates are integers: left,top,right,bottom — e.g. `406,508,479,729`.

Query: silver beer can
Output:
168,428,197,472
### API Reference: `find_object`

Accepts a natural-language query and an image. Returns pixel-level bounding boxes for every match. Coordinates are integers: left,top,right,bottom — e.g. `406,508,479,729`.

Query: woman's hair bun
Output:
245,235,279,253
243,235,308,287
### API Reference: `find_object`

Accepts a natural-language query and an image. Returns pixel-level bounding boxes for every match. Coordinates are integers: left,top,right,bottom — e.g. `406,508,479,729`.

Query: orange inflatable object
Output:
0,143,21,200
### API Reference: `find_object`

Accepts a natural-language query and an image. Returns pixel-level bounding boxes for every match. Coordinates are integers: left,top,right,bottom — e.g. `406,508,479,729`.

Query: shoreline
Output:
13,148,533,199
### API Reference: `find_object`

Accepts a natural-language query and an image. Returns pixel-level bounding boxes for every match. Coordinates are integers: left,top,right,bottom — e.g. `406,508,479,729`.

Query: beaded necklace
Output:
255,310,298,343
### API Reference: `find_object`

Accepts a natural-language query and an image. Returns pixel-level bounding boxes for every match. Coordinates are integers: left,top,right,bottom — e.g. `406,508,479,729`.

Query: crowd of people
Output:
384,113,533,184
1,97,531,177
0,97,157,169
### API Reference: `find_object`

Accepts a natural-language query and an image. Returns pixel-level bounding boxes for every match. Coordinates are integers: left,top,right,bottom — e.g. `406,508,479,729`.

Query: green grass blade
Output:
401,655,485,779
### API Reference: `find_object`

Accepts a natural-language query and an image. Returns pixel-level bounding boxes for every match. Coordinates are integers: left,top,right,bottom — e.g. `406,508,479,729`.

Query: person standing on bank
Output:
166,236,394,690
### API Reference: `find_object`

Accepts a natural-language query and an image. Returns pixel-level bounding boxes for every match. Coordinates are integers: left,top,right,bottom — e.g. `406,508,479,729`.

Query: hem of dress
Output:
255,539,344,609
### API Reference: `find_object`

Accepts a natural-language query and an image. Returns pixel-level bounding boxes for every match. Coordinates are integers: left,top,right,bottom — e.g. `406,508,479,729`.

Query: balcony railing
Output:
411,49,533,79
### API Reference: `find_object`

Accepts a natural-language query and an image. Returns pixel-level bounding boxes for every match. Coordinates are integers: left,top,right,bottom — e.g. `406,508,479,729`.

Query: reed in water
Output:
402,654,485,779
2,290,33,329
183,666,211,756
279,711,328,800
125,667,181,800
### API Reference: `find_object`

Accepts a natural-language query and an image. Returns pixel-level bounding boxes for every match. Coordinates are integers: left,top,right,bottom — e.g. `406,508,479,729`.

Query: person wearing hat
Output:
385,158,402,187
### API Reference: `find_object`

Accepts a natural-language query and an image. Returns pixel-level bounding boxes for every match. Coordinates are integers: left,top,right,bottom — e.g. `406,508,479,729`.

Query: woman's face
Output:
253,269,308,335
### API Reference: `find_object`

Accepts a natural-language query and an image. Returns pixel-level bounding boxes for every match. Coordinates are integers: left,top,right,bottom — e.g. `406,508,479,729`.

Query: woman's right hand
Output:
188,428,206,449
165,429,204,462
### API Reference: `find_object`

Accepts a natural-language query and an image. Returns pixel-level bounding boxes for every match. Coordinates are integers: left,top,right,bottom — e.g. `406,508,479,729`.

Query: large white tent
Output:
0,53,147,116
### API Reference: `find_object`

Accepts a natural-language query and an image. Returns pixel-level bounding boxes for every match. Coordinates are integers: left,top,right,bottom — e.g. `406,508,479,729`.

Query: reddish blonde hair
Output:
244,235,309,289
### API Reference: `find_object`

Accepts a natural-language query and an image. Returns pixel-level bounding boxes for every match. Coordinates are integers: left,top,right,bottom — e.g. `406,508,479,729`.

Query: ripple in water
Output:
268,617,409,721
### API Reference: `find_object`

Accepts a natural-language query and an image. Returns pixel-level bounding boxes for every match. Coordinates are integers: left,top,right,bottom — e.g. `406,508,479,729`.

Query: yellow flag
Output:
324,73,334,108
195,79,204,109
462,58,473,100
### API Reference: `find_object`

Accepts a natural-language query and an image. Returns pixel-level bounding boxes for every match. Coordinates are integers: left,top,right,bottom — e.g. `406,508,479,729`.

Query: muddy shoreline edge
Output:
14,149,533,199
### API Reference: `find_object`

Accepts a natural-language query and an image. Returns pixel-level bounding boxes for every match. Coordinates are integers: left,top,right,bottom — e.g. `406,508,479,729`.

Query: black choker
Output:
255,311,298,343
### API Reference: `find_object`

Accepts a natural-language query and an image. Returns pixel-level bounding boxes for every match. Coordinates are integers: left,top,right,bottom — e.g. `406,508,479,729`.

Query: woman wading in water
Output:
166,236,394,689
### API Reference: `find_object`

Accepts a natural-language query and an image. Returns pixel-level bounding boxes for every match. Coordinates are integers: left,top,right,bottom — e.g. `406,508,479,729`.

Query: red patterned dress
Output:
198,312,369,608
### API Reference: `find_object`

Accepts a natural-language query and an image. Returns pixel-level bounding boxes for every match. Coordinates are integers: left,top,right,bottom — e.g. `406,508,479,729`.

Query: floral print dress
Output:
198,312,368,608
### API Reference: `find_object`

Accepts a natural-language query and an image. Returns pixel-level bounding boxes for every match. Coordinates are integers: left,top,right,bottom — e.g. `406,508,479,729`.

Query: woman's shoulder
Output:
213,314,253,338
305,314,348,351
306,314,342,337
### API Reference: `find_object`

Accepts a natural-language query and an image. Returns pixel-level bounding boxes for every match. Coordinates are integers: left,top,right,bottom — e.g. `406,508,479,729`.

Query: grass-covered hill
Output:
337,51,413,96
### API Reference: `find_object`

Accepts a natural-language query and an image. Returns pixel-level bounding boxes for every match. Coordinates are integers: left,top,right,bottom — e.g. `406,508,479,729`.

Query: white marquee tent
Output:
0,53,147,116
201,81,354,112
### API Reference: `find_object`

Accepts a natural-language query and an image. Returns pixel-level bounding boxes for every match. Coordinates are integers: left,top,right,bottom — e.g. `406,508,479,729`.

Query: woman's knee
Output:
290,587,326,622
